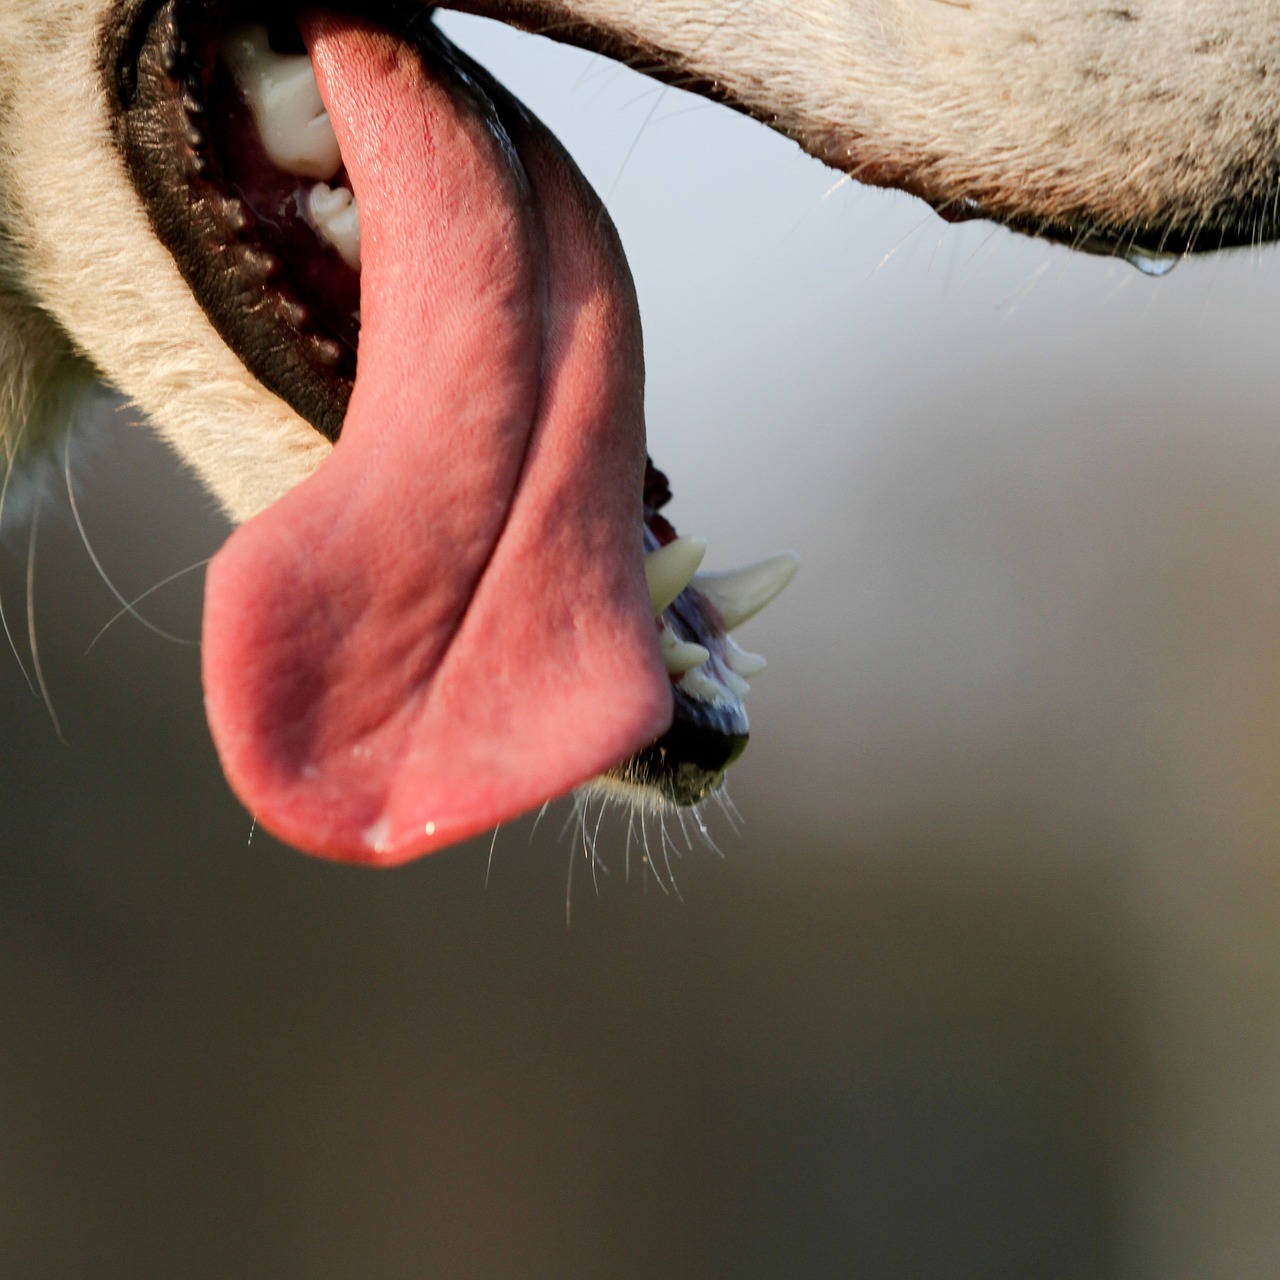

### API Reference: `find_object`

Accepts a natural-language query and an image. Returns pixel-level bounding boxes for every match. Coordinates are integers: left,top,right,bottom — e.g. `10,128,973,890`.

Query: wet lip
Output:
108,0,772,860
933,193,1253,268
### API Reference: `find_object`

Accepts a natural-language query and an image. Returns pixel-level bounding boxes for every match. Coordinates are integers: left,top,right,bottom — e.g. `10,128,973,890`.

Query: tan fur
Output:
0,0,1277,518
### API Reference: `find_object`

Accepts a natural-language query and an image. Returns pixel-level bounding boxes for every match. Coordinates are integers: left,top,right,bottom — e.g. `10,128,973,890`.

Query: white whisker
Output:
657,813,683,901
84,556,211,655
528,799,550,844
0,425,34,693
676,807,694,853
589,798,608,895
693,804,724,858
485,823,501,889
624,807,637,883
26,499,64,744
65,437,194,648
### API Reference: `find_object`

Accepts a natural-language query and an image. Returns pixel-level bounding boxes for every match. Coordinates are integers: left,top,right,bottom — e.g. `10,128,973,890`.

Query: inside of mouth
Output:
208,15,362,359
199,5,761,808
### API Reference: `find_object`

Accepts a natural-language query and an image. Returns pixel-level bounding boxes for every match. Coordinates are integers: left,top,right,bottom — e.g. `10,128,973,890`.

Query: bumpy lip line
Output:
113,0,797,813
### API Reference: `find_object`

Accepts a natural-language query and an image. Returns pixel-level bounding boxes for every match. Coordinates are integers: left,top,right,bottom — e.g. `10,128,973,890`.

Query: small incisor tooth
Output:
308,183,362,270
644,535,707,616
693,552,799,631
679,666,724,703
663,640,711,675
723,636,768,677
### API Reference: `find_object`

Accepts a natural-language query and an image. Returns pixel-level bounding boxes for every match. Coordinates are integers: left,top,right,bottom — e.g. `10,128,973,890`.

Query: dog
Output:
0,0,1275,865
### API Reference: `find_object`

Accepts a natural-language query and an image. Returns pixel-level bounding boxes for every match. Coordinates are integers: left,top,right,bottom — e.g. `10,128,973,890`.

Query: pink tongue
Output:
201,17,672,865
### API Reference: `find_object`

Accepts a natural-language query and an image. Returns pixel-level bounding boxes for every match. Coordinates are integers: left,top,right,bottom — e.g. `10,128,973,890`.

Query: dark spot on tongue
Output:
202,15,672,864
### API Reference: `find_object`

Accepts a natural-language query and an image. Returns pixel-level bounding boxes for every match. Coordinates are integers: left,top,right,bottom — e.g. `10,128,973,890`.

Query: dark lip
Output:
965,207,1269,263
931,186,1280,264
103,0,507,441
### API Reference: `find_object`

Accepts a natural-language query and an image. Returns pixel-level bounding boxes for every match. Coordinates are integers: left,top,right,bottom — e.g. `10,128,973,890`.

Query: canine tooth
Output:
221,24,342,181
307,184,362,270
693,552,799,631
723,637,768,677
721,669,752,699
645,535,707,615
663,641,711,675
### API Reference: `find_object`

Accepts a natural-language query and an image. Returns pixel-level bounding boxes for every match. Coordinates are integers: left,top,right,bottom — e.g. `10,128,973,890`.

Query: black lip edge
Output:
101,0,558,443
1002,212,1272,260
607,687,749,807
104,0,370,439
931,186,1280,261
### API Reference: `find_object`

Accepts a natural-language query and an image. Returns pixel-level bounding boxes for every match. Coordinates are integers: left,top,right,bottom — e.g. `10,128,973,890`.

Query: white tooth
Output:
644,535,707,616
693,552,799,631
308,183,362,270
723,636,768,677
221,24,342,181
721,669,752,699
663,641,711,675
679,666,724,704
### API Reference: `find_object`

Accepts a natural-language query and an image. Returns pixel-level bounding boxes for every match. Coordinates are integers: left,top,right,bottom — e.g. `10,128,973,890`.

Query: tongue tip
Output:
203,529,675,866
205,665,674,867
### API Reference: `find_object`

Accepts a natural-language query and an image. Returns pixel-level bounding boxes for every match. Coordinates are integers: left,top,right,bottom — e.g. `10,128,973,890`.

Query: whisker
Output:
26,499,65,744
0,425,35,693
714,787,743,833
589,798,608,895
676,807,694,853
624,806,637,883
565,798,580,927
693,803,724,858
584,799,601,897
639,807,668,896
85,557,210,655
485,823,501,889
559,800,582,842
657,813,683,901
605,82,670,200
528,799,551,844
65,438,194,648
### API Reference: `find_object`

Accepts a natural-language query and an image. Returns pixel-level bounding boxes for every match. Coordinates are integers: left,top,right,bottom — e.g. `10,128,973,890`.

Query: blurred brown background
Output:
3,16,1280,1278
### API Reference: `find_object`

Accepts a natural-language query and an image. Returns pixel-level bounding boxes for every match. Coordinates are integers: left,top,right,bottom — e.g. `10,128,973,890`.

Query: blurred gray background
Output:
4,15,1280,1277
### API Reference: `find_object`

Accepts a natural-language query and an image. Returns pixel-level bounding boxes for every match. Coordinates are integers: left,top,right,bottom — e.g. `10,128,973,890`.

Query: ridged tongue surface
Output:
201,16,672,864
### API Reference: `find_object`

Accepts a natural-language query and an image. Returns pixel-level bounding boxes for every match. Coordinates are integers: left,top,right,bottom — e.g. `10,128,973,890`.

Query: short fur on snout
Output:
0,0,1277,856
1,0,1277,512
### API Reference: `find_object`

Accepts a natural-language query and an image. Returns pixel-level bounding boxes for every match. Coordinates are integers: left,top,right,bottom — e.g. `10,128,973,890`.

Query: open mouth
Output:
105,1,795,863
